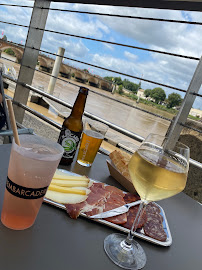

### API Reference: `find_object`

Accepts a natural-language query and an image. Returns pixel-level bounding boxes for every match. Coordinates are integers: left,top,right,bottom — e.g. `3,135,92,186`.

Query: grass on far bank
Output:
122,92,177,114
119,91,201,122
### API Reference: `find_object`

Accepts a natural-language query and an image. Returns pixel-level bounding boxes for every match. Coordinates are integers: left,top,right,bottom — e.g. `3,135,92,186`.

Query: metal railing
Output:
0,0,202,170
3,73,202,135
3,74,202,170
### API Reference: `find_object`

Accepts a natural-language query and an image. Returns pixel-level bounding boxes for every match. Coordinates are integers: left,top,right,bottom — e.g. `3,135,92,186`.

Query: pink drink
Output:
1,135,64,230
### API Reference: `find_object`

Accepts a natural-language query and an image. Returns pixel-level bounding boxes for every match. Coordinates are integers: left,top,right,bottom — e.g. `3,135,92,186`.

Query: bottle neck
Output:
70,87,88,119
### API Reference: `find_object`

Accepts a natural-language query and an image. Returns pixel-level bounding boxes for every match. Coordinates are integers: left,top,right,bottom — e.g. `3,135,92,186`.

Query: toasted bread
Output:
109,150,132,182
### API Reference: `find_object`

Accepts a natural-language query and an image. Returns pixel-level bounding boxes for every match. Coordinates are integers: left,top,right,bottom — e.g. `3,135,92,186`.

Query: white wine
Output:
128,148,187,202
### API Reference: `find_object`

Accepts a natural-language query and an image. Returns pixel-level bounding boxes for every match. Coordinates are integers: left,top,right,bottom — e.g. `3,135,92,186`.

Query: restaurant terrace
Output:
0,1,201,270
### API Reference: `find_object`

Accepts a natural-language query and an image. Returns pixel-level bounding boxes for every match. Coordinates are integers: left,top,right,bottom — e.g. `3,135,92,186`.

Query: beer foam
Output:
84,129,104,139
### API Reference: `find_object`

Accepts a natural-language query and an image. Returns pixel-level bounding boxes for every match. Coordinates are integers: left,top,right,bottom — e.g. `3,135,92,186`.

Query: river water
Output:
1,53,172,148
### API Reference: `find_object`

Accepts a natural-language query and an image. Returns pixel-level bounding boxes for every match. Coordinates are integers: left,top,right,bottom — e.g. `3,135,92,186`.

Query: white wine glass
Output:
104,133,190,269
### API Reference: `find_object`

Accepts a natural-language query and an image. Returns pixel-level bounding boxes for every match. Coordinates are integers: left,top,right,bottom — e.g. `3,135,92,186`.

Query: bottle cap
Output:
79,87,89,95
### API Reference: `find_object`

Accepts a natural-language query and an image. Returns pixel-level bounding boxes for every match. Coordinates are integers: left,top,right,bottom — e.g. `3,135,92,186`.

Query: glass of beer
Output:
77,120,108,167
104,134,190,269
1,134,64,230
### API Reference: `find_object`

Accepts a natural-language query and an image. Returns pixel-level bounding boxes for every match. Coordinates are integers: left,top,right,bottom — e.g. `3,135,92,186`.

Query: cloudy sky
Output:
0,0,202,109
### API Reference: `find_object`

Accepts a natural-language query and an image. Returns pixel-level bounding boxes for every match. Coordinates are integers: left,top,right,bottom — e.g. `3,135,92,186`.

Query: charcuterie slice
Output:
144,220,167,242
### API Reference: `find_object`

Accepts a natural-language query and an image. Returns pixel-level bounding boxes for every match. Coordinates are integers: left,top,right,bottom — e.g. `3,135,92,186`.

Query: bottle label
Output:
58,127,81,159
6,177,48,200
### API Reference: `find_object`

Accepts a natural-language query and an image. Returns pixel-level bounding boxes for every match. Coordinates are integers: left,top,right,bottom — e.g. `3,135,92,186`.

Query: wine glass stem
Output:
125,201,147,245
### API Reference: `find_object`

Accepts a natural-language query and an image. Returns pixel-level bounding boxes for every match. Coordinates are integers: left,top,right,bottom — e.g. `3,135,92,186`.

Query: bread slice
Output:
109,150,132,182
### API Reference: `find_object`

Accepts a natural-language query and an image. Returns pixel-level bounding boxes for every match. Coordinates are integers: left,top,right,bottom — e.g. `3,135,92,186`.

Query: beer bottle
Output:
58,87,89,165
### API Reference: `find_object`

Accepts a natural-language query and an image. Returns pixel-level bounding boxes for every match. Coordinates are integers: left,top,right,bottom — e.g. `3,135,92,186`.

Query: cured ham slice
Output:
65,182,167,241
65,182,111,219
103,186,127,224
65,182,127,224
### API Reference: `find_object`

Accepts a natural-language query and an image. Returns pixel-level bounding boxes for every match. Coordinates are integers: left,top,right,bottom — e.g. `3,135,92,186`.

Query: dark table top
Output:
0,144,201,270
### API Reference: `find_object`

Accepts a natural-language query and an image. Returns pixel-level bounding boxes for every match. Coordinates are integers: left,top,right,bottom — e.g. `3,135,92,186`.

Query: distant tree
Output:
118,84,123,94
2,35,7,41
123,79,139,93
123,79,130,88
150,87,166,104
167,93,182,108
104,76,123,85
83,69,89,73
4,48,15,56
144,89,152,98
104,76,113,82
114,77,122,85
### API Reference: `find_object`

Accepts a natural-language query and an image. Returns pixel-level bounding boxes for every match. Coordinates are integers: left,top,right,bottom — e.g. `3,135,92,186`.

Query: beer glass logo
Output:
62,138,76,153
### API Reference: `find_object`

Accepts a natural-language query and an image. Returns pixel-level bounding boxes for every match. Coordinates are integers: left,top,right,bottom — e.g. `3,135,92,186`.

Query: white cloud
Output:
103,43,114,51
46,10,109,40
89,51,201,102
124,51,138,61
64,39,89,58
0,2,32,43
0,3,201,109
41,32,89,59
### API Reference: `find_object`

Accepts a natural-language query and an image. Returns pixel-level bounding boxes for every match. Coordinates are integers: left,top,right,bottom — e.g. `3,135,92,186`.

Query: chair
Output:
0,70,33,143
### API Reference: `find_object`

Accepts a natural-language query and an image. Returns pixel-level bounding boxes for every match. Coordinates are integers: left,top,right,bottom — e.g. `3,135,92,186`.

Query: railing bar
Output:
24,82,173,122
5,95,60,129
11,100,61,130
0,4,33,8
23,84,202,134
1,55,77,86
180,122,202,134
1,74,173,122
32,48,191,92
0,55,184,94
5,95,202,169
1,56,22,64
189,158,202,169
0,20,29,28
6,54,187,93
0,41,24,49
82,89,172,121
9,94,144,142
192,92,202,97
45,9,202,26
3,73,173,122
124,144,202,169
23,83,75,109
1,4,202,26
43,29,200,61
2,55,202,99
4,74,201,135
0,26,200,61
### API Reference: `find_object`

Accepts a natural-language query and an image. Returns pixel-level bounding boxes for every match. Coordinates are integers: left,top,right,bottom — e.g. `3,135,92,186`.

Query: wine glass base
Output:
77,160,92,167
104,233,146,269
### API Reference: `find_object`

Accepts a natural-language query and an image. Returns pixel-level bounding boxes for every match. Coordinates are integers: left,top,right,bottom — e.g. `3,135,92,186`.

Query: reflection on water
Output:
1,55,172,144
